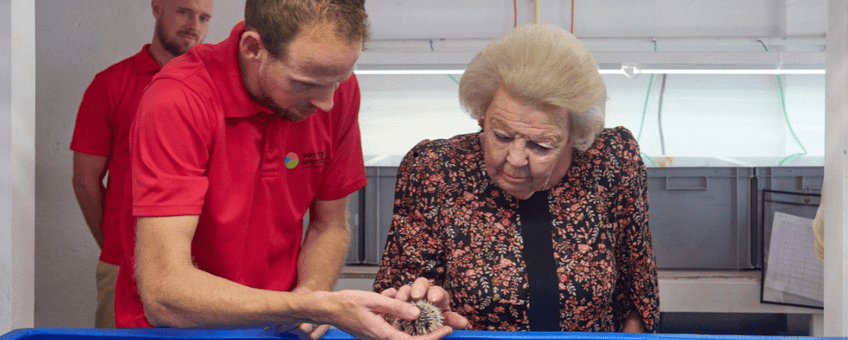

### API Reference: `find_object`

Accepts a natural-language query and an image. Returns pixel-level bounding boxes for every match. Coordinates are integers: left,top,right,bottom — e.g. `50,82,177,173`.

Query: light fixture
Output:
600,68,825,75
355,68,825,76
354,69,466,75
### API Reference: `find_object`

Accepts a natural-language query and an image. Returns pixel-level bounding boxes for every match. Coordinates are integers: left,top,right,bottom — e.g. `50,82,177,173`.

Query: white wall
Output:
28,0,828,329
824,1,848,335
2,0,35,333
0,0,12,332
33,0,245,328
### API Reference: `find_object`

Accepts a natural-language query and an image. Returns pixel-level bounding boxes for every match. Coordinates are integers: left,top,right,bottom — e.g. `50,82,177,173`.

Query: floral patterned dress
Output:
373,127,660,332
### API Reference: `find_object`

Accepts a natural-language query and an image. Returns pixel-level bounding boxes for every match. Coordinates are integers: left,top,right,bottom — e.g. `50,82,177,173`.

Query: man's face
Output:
253,22,362,122
153,0,212,57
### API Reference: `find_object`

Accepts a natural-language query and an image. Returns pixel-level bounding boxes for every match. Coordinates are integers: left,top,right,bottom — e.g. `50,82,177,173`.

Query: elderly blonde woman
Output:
374,24,660,333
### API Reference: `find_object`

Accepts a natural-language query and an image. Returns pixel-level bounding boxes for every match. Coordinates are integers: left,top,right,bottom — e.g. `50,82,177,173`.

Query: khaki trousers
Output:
95,261,119,328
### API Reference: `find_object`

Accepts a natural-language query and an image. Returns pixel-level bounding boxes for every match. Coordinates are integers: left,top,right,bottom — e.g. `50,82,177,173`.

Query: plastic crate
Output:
302,189,362,264
646,167,756,269
360,166,399,265
751,166,824,268
351,166,761,269
345,189,362,263
342,156,406,265
343,166,399,265
754,167,824,194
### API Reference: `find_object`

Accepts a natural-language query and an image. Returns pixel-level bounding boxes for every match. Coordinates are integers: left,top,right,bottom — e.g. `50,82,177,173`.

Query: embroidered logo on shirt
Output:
300,151,326,168
285,152,299,169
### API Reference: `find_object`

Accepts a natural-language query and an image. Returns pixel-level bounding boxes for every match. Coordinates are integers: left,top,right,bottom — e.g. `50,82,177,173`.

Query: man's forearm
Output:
72,180,106,248
136,216,427,338
137,216,337,328
296,216,350,292
140,257,323,328
72,152,109,249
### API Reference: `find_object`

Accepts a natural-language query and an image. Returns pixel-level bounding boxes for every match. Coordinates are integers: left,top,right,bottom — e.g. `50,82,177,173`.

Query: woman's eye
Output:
494,133,512,142
530,142,553,152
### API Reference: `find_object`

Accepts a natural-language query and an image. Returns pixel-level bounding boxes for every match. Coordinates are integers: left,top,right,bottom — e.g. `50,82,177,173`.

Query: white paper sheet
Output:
763,211,823,303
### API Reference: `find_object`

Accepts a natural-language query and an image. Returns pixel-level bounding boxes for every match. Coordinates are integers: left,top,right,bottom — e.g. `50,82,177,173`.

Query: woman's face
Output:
481,87,573,200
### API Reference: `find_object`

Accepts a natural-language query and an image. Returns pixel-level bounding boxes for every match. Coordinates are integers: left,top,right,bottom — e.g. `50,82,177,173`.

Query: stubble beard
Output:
155,20,198,57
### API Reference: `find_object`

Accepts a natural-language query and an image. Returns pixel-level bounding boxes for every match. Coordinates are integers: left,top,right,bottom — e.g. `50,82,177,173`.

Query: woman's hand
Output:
380,277,470,330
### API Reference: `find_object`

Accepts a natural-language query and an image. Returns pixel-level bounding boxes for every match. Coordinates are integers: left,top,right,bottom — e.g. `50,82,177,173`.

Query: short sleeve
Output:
373,141,447,291
131,78,213,217
316,75,367,201
608,128,660,332
70,74,114,157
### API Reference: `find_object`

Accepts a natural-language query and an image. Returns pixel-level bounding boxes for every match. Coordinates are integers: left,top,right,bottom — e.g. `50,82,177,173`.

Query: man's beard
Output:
252,81,316,122
262,98,314,122
156,20,199,57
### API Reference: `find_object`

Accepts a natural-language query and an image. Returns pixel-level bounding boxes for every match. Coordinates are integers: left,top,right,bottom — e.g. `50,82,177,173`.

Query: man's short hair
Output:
245,0,369,59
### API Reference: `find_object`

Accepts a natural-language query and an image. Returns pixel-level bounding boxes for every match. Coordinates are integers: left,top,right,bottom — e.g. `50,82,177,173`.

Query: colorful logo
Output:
285,152,299,169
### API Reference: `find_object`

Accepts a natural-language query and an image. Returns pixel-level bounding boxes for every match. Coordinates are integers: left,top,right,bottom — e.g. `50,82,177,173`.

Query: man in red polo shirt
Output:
118,0,466,338
70,0,212,328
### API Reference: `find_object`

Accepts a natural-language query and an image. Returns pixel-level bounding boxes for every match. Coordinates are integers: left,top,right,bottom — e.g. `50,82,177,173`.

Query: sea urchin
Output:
392,300,444,336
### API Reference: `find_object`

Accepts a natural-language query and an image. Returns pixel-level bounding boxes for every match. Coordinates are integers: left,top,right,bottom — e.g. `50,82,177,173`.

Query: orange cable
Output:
514,0,518,27
570,0,575,34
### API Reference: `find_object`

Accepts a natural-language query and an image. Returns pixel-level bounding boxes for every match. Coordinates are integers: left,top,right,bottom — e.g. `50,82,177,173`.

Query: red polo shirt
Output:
70,45,161,265
115,22,367,327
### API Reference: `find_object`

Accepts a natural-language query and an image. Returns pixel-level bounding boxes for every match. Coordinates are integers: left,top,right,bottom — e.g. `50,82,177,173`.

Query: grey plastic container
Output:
752,166,823,268
355,166,398,265
646,167,756,269
754,167,824,193
345,189,363,263
353,166,762,270
304,189,363,264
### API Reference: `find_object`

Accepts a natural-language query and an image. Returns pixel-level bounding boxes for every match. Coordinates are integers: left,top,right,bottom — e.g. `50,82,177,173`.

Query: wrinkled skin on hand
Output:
278,286,463,340
379,277,470,333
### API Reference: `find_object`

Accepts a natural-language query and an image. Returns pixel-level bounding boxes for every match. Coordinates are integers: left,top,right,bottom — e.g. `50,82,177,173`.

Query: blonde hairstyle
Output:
459,24,606,152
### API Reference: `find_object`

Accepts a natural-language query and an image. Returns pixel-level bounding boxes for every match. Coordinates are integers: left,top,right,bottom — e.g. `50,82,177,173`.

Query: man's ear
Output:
151,0,162,19
239,30,265,61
